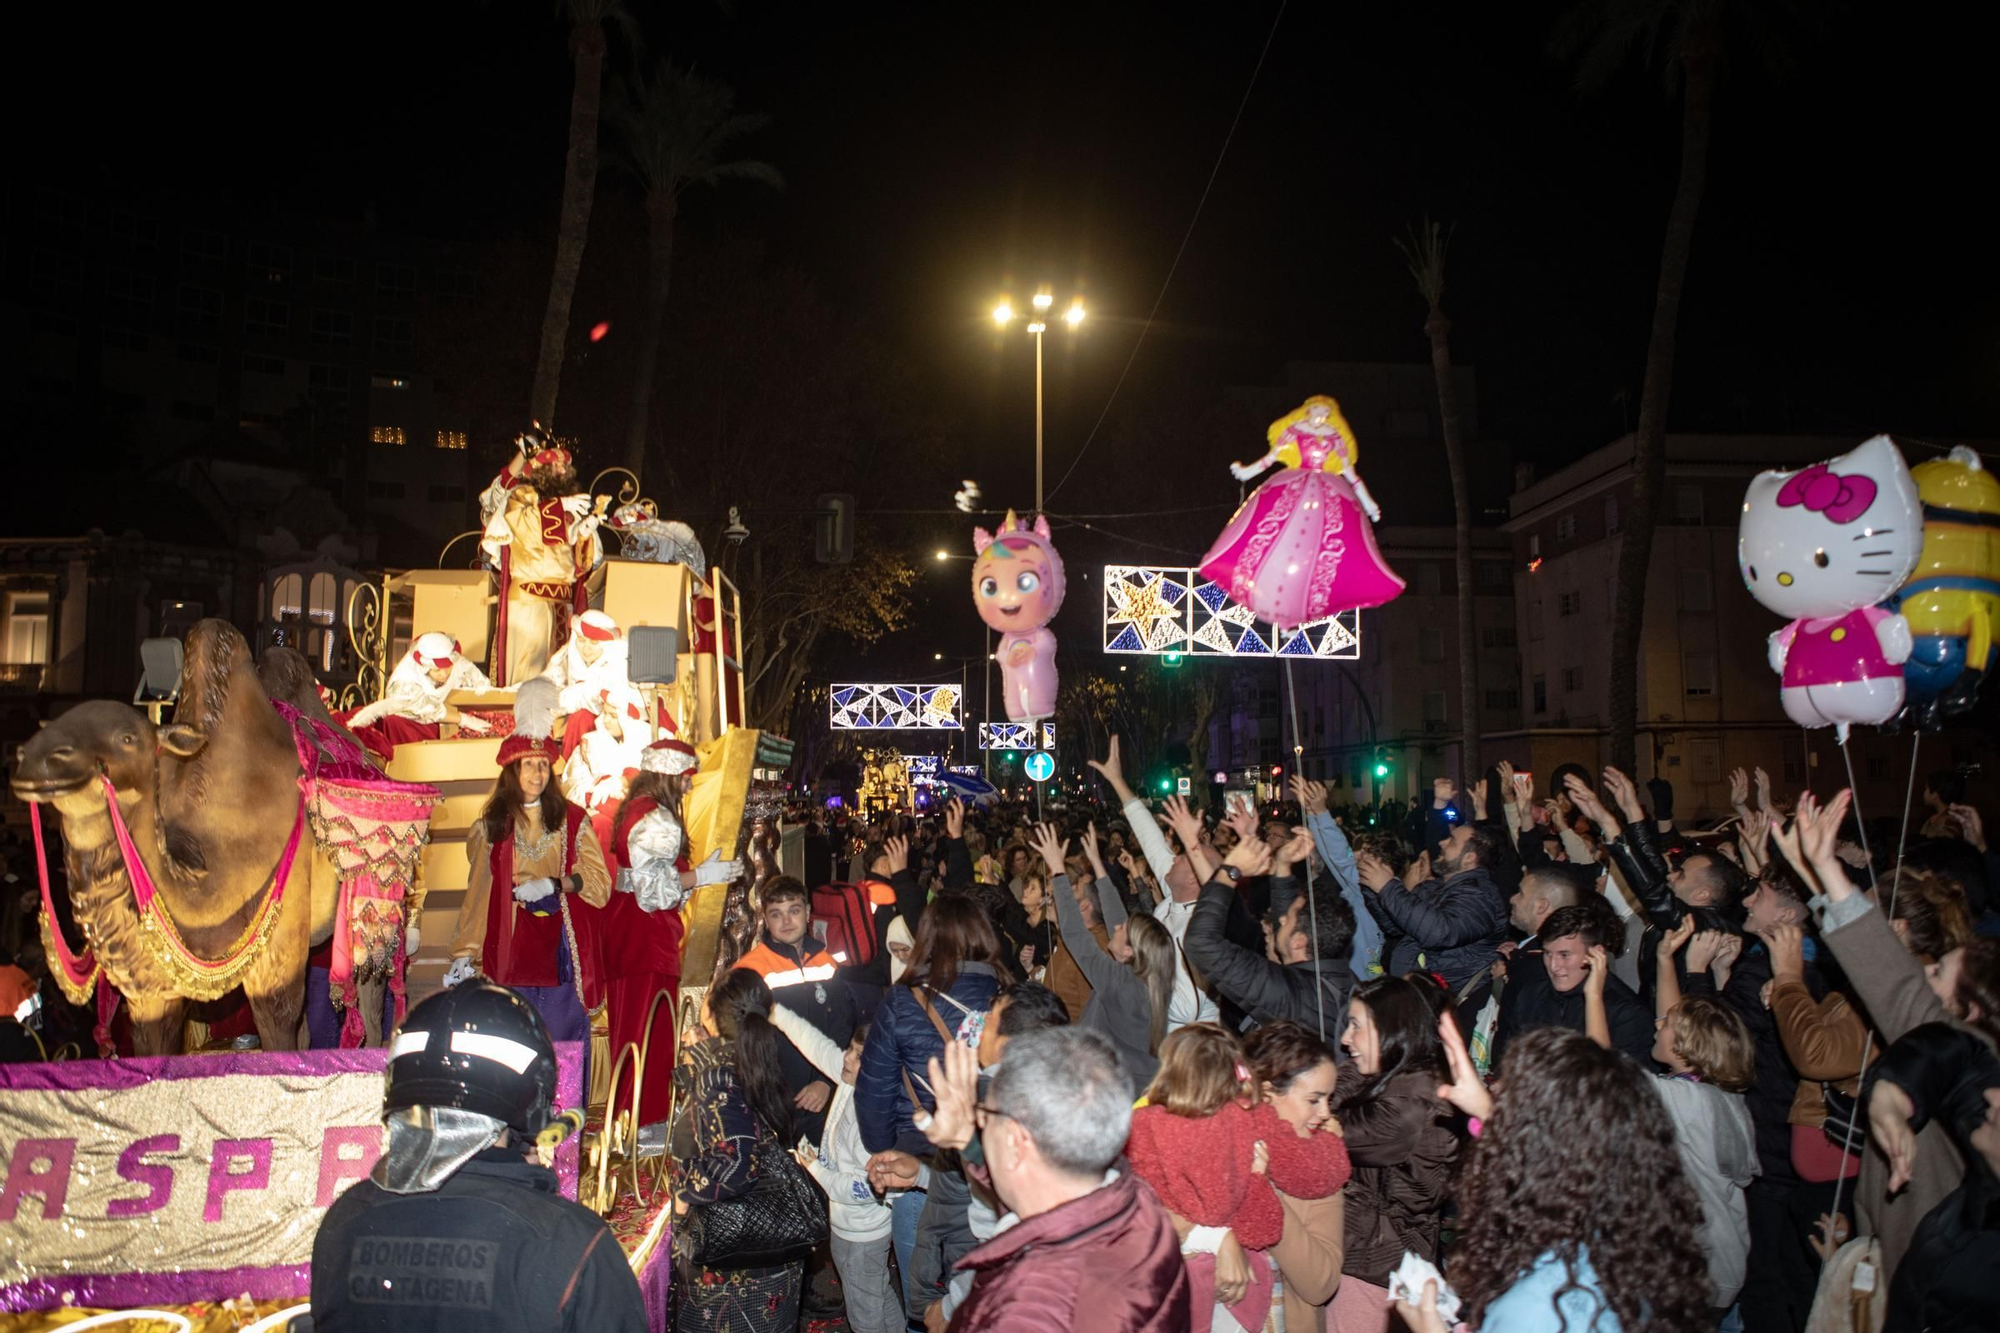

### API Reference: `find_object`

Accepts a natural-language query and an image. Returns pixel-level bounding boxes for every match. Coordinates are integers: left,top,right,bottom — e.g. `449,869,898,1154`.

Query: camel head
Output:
12,700,207,820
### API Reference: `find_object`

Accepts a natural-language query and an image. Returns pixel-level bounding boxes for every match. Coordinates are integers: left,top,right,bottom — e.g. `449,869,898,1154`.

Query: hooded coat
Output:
1654,1074,1760,1308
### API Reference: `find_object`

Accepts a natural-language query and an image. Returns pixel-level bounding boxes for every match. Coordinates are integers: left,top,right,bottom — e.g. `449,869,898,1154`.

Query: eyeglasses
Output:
974,1102,1011,1129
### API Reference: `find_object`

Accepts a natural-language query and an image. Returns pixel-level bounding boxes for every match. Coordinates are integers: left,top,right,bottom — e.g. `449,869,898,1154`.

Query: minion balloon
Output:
1893,446,2000,730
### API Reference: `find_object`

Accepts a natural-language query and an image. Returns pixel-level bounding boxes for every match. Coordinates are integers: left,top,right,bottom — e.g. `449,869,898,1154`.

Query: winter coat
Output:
1184,877,1352,1034
1866,1022,2000,1332
734,932,859,1146
1333,1064,1458,1287
1271,1188,1344,1333
1769,979,1870,1130
1491,966,1655,1070
1368,865,1508,994
1653,1074,1760,1308
855,962,1001,1155
1819,897,1984,1286
1125,1101,1351,1250
949,1168,1190,1333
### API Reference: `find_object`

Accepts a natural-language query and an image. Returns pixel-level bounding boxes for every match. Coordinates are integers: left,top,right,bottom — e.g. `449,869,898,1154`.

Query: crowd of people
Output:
634,740,2000,1333
14,708,1996,1333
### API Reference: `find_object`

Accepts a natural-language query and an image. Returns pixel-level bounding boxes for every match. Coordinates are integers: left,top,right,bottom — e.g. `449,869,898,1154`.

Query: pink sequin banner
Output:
0,1043,582,1313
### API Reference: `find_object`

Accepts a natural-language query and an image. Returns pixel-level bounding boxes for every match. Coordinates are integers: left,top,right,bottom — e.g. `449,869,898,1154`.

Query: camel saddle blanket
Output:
272,702,439,993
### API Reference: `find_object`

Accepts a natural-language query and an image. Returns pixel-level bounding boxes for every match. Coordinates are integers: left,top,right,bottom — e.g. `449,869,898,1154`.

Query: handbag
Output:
1820,1083,1865,1152
683,1138,828,1269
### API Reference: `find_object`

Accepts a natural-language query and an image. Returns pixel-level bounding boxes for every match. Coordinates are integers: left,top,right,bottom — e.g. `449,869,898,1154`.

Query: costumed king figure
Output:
972,510,1067,723
311,982,646,1332
1738,434,1926,739
447,678,609,1096
595,737,742,1148
478,428,606,686
339,631,492,763
1199,394,1404,626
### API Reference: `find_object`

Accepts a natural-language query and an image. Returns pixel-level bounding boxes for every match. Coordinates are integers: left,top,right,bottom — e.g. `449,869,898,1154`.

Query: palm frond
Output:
1393,217,1454,309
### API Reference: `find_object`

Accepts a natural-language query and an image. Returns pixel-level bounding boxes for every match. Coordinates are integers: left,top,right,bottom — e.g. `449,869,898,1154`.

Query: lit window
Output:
272,573,304,622
308,573,338,625
4,592,52,665
371,425,406,445
370,374,409,390
435,430,467,450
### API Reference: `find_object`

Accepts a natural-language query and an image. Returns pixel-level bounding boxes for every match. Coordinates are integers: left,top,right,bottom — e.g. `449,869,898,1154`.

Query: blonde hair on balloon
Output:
1266,394,1358,473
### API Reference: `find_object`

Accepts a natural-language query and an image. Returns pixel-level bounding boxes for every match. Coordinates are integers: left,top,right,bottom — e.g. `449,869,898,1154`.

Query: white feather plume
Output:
511,676,559,742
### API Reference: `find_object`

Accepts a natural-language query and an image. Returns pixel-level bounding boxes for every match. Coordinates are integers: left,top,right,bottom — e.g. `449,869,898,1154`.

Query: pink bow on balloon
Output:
1775,464,1877,524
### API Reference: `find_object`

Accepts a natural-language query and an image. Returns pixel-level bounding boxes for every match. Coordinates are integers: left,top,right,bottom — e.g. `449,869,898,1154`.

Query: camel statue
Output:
13,621,346,1054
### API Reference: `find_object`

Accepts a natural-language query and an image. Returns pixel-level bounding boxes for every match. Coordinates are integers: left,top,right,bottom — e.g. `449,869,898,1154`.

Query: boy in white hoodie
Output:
770,1008,900,1333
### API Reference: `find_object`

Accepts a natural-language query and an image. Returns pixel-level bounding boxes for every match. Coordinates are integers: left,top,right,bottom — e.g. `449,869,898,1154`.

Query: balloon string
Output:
1825,730,1873,1260
1281,652,1325,1042
1887,729,1922,921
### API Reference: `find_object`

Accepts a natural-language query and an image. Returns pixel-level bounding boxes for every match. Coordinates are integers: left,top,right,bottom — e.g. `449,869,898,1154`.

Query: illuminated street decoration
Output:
1102,565,1361,659
830,683,963,729
979,722,1054,751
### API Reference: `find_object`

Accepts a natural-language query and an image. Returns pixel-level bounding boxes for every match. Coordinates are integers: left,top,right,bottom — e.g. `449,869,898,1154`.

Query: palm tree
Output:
528,0,630,432
1395,218,1480,783
608,58,781,481
1553,0,1807,773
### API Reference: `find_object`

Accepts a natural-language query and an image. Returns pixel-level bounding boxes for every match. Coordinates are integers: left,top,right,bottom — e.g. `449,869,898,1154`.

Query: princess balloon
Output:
1738,435,1925,739
1199,395,1404,627
972,511,1066,723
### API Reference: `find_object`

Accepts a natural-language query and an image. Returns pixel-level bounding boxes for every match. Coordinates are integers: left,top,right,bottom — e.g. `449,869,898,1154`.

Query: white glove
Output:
1361,497,1382,523
1229,460,1261,482
443,955,478,988
693,852,742,887
512,877,558,906
458,712,491,734
405,924,422,958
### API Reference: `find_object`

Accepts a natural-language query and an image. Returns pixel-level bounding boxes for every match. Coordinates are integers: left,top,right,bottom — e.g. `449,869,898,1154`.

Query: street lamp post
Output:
992,292,1085,513
934,551,993,781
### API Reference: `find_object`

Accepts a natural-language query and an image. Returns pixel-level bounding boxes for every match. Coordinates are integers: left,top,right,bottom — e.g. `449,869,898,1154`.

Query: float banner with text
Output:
0,1042,582,1312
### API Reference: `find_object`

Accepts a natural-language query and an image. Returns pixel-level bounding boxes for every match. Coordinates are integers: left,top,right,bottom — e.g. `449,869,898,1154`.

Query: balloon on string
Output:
972,511,1065,724
1197,396,1404,628
1892,446,2000,731
1738,434,1925,741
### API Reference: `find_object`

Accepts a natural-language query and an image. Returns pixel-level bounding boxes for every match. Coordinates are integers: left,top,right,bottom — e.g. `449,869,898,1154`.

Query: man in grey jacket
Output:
1184,835,1356,1039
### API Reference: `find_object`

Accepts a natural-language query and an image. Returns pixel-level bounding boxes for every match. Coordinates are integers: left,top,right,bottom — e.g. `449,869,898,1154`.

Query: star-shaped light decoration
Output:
1106,569,1186,652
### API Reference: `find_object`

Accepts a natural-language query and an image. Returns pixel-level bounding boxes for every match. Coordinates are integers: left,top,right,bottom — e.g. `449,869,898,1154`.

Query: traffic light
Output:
1374,761,1389,779
814,493,855,564
1158,776,1172,793
1162,651,1184,667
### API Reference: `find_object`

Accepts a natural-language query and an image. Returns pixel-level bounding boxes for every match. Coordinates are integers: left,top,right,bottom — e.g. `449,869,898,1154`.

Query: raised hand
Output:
1754,767,1775,815
1728,767,1751,814
1273,826,1312,869
1289,774,1329,815
1762,921,1806,983
1583,943,1609,999
1469,777,1490,822
1355,850,1394,893
1225,800,1260,846
1028,821,1069,878
1947,803,1987,853
885,834,910,876
921,1037,981,1152
1602,767,1646,826
1434,1012,1494,1121
1495,760,1518,807
1161,795,1203,852
1087,736,1130,797
943,797,964,840
1686,929,1729,973
1658,914,1696,959
1081,823,1108,878
1563,772,1620,837
1796,788,1854,873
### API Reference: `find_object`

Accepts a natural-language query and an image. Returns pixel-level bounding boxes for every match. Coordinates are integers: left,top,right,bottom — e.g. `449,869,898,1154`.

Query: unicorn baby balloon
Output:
972,511,1066,723
1738,435,1925,739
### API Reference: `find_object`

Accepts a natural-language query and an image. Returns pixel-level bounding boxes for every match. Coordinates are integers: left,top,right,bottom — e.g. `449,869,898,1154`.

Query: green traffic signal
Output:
1158,777,1171,792
1373,762,1389,778
1162,652,1184,667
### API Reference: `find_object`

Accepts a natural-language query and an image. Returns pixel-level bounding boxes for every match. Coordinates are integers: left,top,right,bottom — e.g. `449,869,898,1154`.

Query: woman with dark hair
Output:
449,683,609,1094
669,968,805,1332
854,891,1005,1322
1242,1021,1346,1333
1398,1021,1710,1333
1327,975,1458,1332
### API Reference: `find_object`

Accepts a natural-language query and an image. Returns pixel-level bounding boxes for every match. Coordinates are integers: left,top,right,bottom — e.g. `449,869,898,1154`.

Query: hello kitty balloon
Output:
1738,435,1924,739
972,510,1066,723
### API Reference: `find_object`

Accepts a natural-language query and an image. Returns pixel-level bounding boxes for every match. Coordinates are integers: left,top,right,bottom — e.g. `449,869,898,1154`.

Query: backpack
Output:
811,881,877,967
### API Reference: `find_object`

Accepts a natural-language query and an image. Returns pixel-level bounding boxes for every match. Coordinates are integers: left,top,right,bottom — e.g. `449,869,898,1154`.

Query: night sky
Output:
16,1,1997,675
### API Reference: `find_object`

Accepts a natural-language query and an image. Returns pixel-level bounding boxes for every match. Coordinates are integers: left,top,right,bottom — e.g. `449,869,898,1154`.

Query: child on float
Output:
595,737,740,1146
1124,1022,1353,1333
447,678,609,1094
339,631,491,762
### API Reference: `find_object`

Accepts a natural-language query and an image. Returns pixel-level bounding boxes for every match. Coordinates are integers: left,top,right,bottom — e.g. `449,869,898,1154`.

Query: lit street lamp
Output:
992,290,1085,512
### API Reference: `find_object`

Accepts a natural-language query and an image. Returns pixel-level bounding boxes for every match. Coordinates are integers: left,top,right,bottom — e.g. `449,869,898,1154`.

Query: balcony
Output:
0,664,47,693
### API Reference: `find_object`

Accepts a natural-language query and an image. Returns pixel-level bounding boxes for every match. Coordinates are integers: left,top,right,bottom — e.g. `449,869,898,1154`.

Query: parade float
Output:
1,459,789,1332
